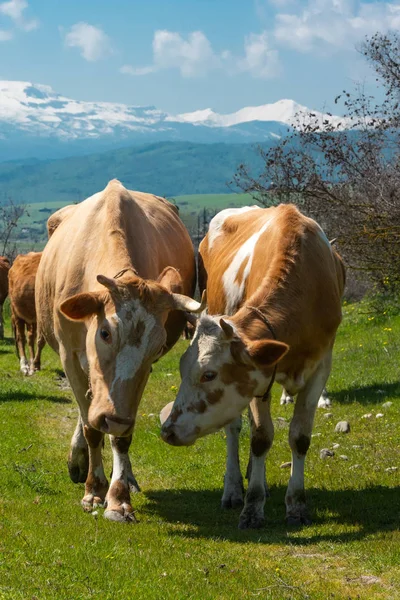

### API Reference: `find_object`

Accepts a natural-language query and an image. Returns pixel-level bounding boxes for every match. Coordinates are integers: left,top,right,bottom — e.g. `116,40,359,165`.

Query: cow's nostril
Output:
161,425,182,446
166,431,176,445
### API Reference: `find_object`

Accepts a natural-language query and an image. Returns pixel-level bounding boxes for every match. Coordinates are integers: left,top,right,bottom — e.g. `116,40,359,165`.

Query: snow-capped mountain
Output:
172,99,345,129
0,80,345,161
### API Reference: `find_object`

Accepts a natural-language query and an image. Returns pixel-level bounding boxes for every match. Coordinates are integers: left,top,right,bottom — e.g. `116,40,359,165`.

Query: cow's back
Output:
200,204,344,374
9,252,42,324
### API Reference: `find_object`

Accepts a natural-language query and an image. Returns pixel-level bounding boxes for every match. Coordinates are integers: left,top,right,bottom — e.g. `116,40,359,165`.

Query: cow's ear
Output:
157,266,183,294
60,292,103,321
246,339,289,368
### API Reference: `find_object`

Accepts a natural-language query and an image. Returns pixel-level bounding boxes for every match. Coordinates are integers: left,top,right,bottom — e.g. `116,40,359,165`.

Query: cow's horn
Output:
171,290,207,313
97,274,118,292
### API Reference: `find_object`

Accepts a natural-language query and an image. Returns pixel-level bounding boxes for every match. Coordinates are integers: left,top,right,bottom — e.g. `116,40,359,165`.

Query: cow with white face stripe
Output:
36,180,198,522
161,204,345,529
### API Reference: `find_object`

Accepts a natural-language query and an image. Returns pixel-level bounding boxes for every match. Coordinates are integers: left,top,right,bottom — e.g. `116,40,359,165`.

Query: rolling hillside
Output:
0,142,265,203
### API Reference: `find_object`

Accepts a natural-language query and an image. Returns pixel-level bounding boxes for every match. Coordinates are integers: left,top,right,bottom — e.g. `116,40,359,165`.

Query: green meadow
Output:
0,300,399,599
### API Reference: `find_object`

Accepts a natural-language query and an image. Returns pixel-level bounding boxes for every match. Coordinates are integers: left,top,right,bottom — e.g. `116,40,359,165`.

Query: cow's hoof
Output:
280,394,294,405
238,511,265,530
104,505,136,523
221,478,244,509
81,494,106,512
68,448,89,484
128,473,141,494
286,513,312,526
221,494,244,510
20,366,30,376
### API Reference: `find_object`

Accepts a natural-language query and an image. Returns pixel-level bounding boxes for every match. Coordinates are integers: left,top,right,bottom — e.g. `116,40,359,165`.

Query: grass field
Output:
0,300,399,599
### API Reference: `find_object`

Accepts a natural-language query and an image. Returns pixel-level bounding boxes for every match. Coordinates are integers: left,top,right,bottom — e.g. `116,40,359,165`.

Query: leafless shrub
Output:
234,31,400,294
0,198,28,262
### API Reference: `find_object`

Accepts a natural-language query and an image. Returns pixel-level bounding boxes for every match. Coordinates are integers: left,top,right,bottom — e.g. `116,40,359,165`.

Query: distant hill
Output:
0,141,266,203
0,80,346,161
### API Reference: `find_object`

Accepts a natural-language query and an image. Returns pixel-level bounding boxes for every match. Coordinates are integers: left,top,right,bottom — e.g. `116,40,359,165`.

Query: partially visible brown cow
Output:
0,256,10,339
9,252,45,375
182,314,197,340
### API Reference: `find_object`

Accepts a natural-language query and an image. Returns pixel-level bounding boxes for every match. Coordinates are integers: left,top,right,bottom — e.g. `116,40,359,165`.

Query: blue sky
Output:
0,0,397,114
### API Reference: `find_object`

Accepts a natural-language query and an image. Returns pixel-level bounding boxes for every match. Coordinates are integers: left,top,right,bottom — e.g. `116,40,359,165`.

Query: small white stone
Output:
361,413,372,419
332,443,340,449
320,448,335,459
323,412,333,419
382,402,392,409
339,455,348,460
335,421,351,433
376,413,384,418
385,466,398,473
350,464,361,470
312,432,321,437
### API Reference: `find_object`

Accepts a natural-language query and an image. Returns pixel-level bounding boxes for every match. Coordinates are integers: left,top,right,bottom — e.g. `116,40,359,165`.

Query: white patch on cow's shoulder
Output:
109,301,156,397
208,206,260,249
222,219,271,314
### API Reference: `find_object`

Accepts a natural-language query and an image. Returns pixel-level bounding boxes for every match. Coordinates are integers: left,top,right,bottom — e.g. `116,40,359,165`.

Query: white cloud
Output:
120,30,224,78
274,0,400,52
0,0,38,32
121,29,280,80
239,31,281,78
0,29,12,40
65,22,112,62
153,30,220,77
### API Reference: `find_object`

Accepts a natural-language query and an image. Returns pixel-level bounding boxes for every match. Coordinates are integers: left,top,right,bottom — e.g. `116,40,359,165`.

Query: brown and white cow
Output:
9,252,45,375
36,180,199,522
0,256,10,339
161,204,345,529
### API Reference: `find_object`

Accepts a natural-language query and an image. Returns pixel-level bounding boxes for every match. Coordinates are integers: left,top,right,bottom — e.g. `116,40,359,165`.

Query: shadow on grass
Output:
330,381,400,405
0,337,16,347
145,484,399,545
0,391,71,404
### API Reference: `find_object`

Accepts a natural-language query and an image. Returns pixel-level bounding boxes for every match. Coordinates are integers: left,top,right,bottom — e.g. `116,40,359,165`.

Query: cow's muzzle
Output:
160,423,185,446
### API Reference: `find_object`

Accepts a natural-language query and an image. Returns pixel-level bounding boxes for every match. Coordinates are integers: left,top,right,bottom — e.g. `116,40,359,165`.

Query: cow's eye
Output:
201,370,217,383
100,329,111,343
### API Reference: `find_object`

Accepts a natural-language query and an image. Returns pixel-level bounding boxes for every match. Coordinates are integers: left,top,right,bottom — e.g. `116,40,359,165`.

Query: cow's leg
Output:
0,302,4,339
221,416,244,509
60,349,90,484
286,353,332,525
280,388,294,405
68,414,89,483
81,425,108,511
239,395,274,529
33,329,46,372
14,317,29,375
104,435,136,522
26,323,36,375
317,388,331,408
